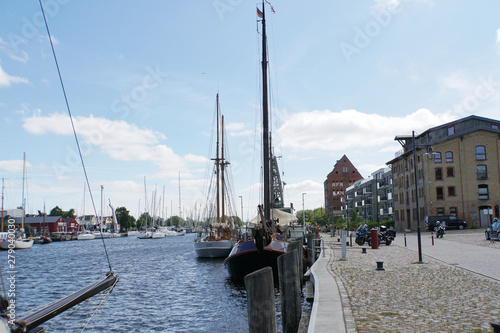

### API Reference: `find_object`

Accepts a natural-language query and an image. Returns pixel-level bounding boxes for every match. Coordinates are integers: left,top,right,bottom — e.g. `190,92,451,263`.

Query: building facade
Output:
387,115,500,231
324,155,363,216
342,168,393,224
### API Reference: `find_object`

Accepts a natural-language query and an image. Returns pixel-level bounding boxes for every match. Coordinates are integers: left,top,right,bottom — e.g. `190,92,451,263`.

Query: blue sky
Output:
1,0,500,220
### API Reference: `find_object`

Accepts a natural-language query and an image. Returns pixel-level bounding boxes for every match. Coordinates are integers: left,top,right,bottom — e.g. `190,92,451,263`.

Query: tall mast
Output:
221,114,226,225
215,94,221,224
261,1,271,221
22,152,26,229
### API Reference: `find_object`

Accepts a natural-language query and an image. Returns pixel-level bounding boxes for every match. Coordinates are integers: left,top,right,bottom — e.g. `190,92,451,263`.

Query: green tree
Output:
115,206,135,231
49,206,64,216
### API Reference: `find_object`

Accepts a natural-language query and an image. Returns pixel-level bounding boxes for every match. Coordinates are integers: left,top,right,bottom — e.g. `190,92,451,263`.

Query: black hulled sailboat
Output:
224,2,296,280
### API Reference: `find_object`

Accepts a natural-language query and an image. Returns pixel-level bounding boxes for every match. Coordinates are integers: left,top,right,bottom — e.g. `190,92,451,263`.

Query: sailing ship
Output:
194,94,238,258
224,3,297,279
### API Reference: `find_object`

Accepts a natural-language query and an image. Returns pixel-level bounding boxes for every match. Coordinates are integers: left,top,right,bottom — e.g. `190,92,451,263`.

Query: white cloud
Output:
0,37,28,63
0,159,31,173
276,108,454,153
0,65,29,87
22,112,204,176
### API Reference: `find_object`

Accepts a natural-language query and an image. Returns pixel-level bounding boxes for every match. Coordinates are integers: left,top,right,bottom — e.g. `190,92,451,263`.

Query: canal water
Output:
1,233,295,332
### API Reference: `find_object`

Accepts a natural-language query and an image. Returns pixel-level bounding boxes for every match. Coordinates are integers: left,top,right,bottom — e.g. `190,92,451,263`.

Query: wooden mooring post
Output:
245,267,277,333
278,249,302,333
287,240,303,284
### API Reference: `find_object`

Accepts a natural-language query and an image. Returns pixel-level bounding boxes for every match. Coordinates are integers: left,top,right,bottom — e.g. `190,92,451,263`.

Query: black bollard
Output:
491,322,500,333
376,261,385,271
350,233,352,247
432,233,434,246
404,233,407,247
362,248,367,254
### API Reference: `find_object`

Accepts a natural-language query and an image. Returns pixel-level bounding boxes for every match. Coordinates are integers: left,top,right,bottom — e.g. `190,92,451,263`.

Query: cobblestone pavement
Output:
325,230,500,333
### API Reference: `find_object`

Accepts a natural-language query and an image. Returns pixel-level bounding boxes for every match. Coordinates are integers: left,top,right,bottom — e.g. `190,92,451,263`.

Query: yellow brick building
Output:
387,115,500,231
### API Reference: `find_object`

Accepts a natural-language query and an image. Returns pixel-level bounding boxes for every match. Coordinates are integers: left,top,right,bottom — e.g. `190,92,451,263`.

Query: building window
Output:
450,207,457,217
447,126,455,135
477,165,487,180
478,185,489,200
436,187,444,200
446,167,454,177
492,124,499,129
445,151,453,163
448,186,456,197
434,152,442,163
437,207,445,215
475,146,486,160
435,168,443,180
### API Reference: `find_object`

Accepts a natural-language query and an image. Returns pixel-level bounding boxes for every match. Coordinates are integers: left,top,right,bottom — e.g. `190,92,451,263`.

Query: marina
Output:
1,233,293,332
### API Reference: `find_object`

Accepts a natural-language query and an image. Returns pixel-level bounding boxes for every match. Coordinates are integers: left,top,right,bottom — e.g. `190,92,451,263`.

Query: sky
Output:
1,0,500,221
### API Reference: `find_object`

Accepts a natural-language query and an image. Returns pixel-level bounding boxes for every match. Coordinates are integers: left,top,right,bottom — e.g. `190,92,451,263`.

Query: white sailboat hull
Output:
77,233,96,240
0,238,34,250
92,231,112,239
194,239,233,258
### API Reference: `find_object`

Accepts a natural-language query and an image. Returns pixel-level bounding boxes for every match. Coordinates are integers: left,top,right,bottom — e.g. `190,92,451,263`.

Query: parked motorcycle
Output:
378,225,396,246
355,224,371,246
436,221,445,238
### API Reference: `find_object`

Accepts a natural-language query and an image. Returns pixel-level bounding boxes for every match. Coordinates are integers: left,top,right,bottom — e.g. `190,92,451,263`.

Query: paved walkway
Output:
308,229,500,332
393,229,500,281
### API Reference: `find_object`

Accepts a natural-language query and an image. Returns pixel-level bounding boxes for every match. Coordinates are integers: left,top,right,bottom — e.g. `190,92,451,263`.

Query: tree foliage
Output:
115,206,136,231
49,206,75,218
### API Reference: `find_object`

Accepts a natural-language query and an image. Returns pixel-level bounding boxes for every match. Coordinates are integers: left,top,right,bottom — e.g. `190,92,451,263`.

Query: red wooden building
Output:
11,216,80,234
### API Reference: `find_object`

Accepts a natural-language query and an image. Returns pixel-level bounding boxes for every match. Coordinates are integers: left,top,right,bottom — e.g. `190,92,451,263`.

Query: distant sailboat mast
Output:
261,1,271,222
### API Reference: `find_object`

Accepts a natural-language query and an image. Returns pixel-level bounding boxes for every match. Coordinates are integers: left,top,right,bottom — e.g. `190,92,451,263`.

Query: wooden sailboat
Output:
194,94,237,258
224,2,293,279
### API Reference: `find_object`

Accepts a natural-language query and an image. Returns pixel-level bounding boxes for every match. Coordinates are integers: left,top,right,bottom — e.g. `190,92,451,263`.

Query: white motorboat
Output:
93,231,113,239
151,229,166,239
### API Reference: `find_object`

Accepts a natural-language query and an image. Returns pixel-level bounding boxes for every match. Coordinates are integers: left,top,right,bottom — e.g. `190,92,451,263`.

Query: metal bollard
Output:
491,322,500,333
404,233,407,247
362,248,367,254
349,233,352,247
341,235,346,260
431,233,434,246
376,261,385,271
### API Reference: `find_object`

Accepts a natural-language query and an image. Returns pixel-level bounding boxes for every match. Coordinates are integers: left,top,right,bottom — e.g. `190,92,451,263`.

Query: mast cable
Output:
38,0,113,272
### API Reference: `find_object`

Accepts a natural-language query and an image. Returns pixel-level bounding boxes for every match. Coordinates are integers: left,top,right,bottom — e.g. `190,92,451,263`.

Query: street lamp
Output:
238,196,243,224
302,193,306,225
412,131,423,262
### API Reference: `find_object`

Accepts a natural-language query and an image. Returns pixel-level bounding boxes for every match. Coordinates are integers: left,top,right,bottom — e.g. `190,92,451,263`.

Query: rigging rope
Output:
38,0,113,272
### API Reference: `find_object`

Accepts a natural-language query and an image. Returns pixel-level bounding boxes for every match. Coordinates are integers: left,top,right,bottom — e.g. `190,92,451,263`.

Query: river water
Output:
1,233,297,332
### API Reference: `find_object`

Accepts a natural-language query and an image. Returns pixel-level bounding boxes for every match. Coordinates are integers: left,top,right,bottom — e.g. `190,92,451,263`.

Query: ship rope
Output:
38,0,113,272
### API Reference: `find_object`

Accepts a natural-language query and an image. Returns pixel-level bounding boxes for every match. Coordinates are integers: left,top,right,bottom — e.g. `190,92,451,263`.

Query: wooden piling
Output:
245,267,277,333
278,250,301,333
287,240,303,284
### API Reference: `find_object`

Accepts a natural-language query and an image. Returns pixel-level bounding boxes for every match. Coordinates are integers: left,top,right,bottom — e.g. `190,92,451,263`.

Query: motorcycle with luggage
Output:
355,224,371,246
377,225,396,246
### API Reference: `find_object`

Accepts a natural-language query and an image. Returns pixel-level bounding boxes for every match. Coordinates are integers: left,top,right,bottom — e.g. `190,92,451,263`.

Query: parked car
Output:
425,215,467,231
485,220,500,240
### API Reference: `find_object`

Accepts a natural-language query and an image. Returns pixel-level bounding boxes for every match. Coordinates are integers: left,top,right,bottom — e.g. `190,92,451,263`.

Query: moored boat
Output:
224,3,295,279
194,94,238,258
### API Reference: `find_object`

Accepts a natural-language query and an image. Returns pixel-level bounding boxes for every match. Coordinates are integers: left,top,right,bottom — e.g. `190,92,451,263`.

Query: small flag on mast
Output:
257,7,264,18
265,0,276,14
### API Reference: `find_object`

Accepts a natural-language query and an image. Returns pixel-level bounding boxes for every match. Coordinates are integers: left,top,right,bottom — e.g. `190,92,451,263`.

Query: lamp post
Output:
302,193,306,225
238,196,243,225
413,131,423,262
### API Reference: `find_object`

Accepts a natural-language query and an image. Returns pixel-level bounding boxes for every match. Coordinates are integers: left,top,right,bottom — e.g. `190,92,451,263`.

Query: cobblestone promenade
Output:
326,229,500,332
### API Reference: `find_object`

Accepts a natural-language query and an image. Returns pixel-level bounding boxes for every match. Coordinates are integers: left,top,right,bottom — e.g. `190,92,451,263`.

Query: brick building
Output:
387,115,500,231
324,155,363,216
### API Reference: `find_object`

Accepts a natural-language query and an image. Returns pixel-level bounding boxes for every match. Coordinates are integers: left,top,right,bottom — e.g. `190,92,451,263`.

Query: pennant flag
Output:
265,0,276,14
257,7,263,18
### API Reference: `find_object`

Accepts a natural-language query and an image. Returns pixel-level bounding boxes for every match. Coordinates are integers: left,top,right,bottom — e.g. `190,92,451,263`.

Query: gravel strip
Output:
326,233,500,333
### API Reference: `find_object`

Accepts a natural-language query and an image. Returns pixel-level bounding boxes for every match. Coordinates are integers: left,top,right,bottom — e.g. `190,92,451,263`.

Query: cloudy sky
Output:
1,0,500,220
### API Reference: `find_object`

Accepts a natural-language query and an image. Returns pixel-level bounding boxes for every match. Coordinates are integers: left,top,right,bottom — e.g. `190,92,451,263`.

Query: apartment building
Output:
342,168,393,224
387,115,500,231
